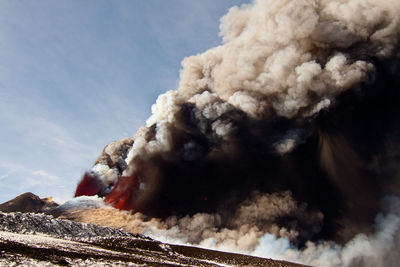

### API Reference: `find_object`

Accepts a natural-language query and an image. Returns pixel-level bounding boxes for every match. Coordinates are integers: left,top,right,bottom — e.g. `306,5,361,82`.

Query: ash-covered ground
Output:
0,203,303,266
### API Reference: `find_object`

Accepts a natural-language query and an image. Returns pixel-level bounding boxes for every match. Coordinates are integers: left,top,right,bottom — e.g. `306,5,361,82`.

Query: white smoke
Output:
92,164,118,185
251,196,400,267
92,138,133,184
178,0,399,118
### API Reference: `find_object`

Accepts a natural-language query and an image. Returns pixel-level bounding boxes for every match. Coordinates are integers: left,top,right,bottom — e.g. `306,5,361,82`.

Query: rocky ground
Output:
0,193,307,266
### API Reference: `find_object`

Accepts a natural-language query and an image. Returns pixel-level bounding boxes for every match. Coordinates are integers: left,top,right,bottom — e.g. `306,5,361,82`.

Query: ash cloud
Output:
72,0,400,266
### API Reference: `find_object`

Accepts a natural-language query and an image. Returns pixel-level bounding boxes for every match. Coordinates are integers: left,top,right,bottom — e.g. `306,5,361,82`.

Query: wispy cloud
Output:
32,170,60,181
0,169,16,181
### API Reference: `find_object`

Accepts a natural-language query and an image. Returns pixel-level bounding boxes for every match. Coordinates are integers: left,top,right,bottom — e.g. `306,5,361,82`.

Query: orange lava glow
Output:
105,173,140,211
74,172,105,197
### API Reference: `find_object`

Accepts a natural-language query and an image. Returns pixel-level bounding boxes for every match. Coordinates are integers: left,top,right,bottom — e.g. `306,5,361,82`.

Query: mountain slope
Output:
0,211,306,266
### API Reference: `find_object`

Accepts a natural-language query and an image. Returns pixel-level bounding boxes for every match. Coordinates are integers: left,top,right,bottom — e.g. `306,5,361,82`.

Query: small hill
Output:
0,192,58,213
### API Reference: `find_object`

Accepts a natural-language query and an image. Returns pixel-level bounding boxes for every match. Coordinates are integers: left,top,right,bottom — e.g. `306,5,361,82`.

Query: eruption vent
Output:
74,0,400,265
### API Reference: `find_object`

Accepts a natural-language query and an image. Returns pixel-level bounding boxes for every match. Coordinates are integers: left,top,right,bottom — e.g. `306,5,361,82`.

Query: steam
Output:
72,0,400,266
251,196,400,267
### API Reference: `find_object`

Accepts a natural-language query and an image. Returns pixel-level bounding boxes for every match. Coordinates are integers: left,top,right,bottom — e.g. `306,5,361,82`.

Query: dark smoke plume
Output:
73,0,400,265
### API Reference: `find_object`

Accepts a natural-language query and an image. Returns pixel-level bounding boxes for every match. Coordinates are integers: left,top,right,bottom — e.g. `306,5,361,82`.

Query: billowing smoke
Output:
72,0,400,265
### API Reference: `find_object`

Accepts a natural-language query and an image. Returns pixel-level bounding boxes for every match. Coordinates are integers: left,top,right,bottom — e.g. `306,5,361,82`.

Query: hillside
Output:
0,194,307,266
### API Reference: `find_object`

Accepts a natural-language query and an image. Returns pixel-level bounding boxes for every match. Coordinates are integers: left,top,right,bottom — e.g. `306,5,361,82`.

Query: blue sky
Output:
0,0,250,203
